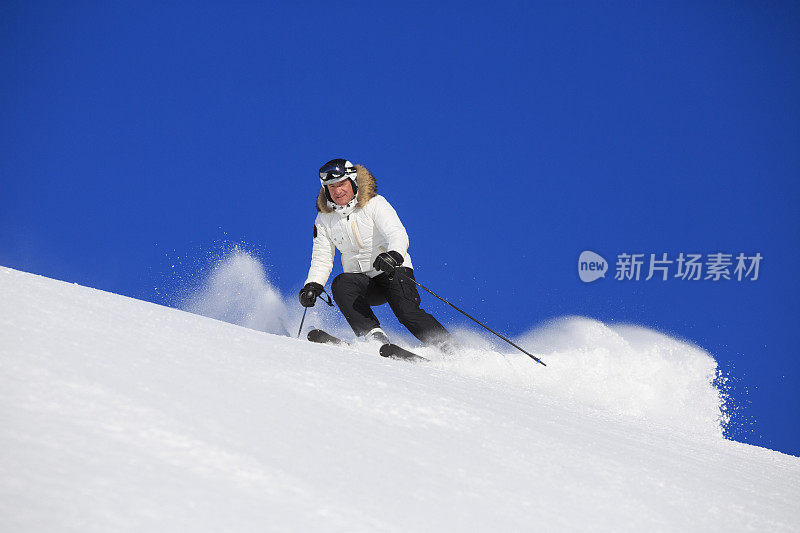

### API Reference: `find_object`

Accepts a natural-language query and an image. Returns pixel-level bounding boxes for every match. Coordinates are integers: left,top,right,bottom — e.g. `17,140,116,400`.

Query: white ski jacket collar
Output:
330,196,359,217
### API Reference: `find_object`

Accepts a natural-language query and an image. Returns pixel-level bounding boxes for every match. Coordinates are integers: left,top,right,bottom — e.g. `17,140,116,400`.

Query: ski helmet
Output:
319,158,358,195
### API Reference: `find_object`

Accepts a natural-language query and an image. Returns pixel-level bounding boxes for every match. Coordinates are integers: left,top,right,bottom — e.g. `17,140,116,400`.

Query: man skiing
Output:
299,158,452,350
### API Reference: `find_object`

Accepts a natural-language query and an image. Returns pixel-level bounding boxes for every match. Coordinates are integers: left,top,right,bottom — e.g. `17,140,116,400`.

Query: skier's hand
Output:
299,282,324,307
373,251,404,274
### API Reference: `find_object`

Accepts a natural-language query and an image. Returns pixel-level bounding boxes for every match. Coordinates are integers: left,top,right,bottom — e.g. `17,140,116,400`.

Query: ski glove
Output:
373,251,404,274
299,282,324,307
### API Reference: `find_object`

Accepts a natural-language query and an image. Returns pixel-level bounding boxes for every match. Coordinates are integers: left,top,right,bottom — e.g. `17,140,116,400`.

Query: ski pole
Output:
297,287,334,338
378,247,544,365
380,262,544,367
297,307,308,338
405,275,545,366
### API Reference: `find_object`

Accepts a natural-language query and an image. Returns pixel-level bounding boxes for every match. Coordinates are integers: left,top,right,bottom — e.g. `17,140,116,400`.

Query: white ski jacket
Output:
305,165,413,287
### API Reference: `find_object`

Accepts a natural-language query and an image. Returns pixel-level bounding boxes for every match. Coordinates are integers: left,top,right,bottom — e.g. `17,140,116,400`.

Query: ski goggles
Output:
319,161,356,184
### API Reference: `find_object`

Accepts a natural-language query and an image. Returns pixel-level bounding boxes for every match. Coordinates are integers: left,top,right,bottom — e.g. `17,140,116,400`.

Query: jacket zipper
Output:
343,214,357,248
344,214,365,249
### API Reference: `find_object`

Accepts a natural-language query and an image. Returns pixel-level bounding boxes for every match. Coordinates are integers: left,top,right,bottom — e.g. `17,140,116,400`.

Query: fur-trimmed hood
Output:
316,164,377,213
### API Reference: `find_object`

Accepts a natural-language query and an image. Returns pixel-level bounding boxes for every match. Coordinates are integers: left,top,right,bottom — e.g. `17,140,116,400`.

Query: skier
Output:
299,158,452,350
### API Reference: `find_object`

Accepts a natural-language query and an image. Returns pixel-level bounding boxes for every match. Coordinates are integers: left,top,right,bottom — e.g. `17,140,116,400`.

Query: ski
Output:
307,329,349,346
307,329,428,363
379,343,429,363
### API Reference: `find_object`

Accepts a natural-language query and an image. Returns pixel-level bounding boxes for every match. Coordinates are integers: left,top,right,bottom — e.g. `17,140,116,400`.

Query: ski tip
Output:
379,343,428,363
307,329,347,346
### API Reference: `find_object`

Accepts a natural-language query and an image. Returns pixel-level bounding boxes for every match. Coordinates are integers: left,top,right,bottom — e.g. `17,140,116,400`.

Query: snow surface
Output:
1,264,798,532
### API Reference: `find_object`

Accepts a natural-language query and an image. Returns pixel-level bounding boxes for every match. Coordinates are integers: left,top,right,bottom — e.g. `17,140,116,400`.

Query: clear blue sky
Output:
1,2,798,455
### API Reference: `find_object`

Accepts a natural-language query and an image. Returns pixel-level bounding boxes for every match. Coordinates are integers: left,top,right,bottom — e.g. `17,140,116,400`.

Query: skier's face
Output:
327,179,355,206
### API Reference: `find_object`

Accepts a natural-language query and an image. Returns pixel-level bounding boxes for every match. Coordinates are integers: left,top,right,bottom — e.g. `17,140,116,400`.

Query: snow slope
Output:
1,266,798,532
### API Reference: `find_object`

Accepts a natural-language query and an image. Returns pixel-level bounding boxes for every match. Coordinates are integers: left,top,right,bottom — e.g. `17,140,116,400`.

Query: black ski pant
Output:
331,268,451,346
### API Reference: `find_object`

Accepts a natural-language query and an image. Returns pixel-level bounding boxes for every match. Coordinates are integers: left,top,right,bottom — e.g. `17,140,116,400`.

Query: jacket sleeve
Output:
371,196,410,255
305,215,335,286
